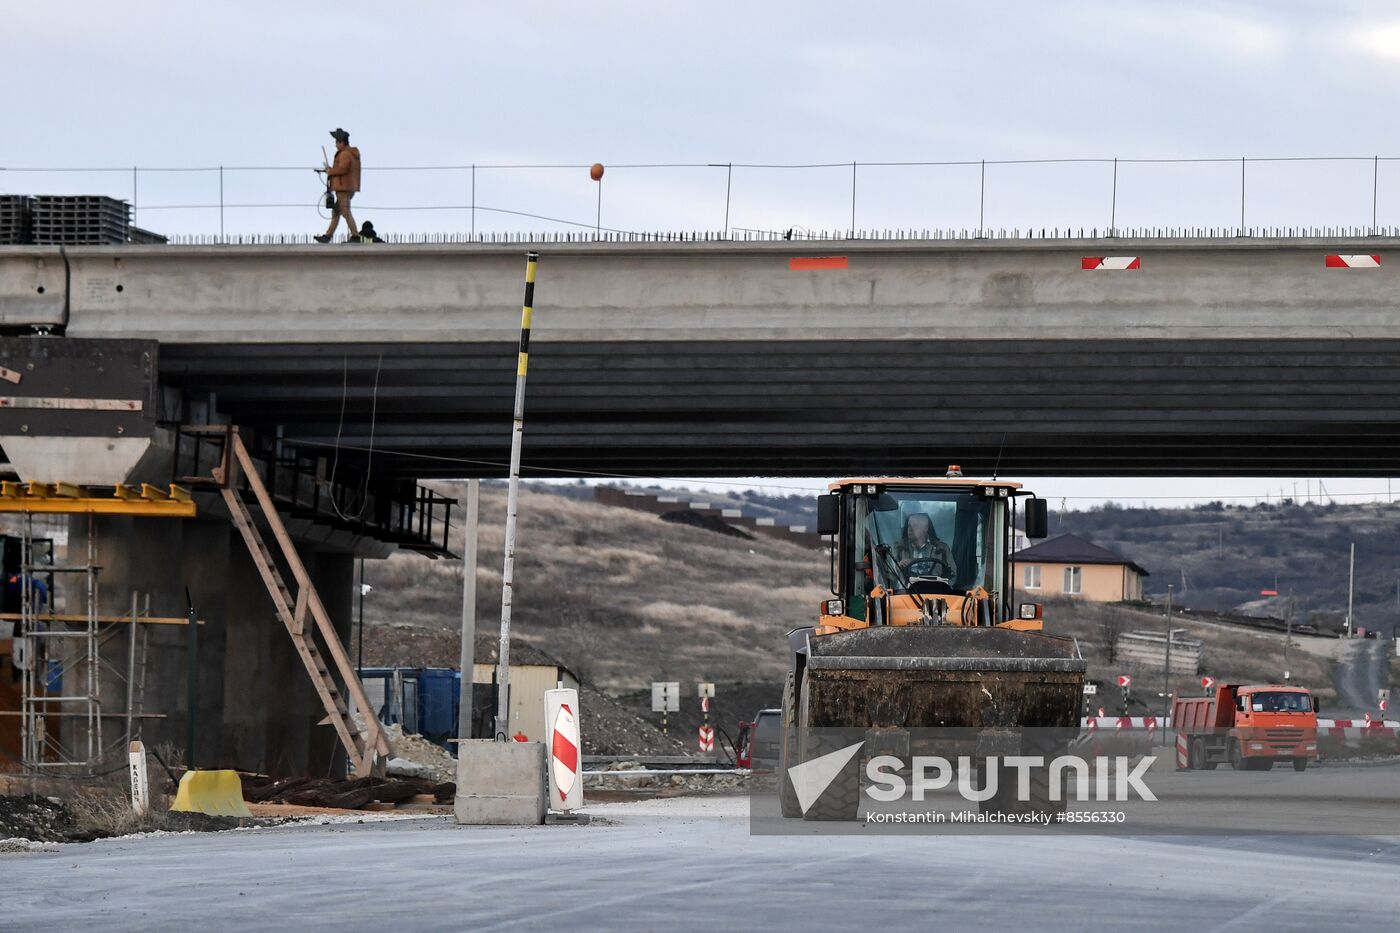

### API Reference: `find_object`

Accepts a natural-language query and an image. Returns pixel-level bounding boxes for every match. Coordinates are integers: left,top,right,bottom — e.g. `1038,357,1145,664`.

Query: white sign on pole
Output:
651,681,679,713
544,688,583,812
1117,675,1131,688
698,682,715,699
1082,684,1098,695
1379,688,1391,704
128,741,150,817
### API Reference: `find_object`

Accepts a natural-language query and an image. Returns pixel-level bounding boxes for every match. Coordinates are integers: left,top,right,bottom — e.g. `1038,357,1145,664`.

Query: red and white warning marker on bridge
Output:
1082,256,1140,270
545,687,583,813
1325,254,1381,268
698,725,715,753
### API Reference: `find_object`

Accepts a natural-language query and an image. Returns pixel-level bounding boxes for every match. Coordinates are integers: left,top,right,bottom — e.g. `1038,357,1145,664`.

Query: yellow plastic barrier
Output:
170,770,253,818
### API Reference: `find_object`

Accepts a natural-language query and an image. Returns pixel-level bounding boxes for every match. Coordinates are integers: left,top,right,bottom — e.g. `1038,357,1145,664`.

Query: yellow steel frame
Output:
0,481,196,517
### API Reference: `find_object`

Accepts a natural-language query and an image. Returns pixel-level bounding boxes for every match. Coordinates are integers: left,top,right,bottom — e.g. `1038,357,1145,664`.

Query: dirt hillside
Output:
362,483,827,692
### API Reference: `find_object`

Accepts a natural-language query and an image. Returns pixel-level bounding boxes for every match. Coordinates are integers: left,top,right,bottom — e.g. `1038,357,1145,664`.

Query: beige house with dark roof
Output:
1012,533,1148,603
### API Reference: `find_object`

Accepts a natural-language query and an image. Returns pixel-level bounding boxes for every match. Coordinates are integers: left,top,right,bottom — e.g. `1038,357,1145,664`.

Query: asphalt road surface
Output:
1332,637,1391,718
4,792,1400,932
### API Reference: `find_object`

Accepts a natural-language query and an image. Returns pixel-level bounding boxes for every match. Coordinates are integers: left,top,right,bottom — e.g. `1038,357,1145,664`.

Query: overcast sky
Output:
6,1,1400,507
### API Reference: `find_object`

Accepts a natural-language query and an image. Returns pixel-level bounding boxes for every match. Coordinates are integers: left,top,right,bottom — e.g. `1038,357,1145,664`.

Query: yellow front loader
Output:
779,472,1086,820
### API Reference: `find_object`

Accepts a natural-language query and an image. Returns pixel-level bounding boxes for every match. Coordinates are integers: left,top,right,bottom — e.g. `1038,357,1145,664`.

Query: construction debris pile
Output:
243,774,454,811
382,723,459,783
580,685,687,756
0,795,81,843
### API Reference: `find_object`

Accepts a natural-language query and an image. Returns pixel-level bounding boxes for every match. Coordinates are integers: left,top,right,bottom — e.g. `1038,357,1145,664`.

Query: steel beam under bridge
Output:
4,238,1400,477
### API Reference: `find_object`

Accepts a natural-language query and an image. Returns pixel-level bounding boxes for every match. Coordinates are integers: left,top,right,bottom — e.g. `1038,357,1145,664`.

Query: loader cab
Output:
818,478,1048,629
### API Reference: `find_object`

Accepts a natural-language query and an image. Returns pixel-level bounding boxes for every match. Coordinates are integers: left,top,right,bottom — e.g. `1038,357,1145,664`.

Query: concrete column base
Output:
455,740,547,825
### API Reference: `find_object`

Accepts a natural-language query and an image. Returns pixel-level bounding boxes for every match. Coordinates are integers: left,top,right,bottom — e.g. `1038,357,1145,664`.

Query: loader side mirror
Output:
1025,498,1049,539
816,494,840,536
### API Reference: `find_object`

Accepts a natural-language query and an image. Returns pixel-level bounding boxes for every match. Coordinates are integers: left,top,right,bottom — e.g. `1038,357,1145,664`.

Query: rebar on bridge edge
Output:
494,251,538,741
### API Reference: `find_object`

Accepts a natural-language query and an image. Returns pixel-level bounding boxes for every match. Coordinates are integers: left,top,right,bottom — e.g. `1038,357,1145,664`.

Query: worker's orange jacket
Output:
327,146,361,192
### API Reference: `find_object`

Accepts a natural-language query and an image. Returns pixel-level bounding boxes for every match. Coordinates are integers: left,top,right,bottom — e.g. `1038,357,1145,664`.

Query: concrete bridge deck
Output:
3,237,1400,476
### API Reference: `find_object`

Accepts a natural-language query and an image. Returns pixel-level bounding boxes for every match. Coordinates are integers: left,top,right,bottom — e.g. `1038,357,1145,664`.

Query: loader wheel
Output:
797,676,861,822
981,737,1068,820
777,673,801,818
1292,757,1309,772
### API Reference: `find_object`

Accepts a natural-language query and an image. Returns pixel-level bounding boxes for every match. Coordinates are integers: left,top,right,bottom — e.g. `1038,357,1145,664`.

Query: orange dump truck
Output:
1172,683,1317,771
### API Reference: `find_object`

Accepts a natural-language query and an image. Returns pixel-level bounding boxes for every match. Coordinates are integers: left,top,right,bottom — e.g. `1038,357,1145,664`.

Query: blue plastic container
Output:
416,667,460,746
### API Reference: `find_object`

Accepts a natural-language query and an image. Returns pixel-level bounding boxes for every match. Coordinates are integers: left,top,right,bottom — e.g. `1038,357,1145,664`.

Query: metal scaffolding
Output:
0,483,194,774
17,512,102,770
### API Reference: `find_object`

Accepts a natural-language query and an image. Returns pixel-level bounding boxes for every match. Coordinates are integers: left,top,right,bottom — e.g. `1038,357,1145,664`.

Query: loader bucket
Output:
800,625,1086,731
171,769,253,818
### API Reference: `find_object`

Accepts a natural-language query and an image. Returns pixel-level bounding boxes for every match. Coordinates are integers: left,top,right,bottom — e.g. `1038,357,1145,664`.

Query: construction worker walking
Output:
315,127,360,242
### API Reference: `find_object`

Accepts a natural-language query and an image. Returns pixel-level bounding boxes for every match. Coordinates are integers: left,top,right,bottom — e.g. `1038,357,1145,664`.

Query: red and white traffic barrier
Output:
1082,256,1140,270
1316,718,1400,741
1081,716,1167,729
1324,254,1381,268
545,688,583,812
698,725,715,753
1176,732,1190,770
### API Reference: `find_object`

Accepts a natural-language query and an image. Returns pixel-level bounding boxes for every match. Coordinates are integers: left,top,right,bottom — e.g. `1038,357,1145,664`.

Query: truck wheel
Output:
797,677,860,822
1228,740,1244,771
1292,757,1309,772
777,673,801,818
1189,737,1218,770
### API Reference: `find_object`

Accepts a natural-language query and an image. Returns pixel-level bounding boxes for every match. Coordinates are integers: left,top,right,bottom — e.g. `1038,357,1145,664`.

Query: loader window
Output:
858,489,1004,597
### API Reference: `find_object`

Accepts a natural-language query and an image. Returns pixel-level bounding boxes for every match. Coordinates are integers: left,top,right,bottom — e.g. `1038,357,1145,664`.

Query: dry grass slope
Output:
1042,597,1334,707
363,485,829,691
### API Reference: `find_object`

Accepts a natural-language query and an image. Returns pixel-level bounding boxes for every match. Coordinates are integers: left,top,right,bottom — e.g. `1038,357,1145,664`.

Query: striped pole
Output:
494,250,538,741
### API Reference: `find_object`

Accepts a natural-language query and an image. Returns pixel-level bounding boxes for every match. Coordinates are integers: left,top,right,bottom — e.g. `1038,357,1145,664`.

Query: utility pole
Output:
1162,584,1174,744
1284,590,1294,680
494,252,539,740
1347,542,1356,638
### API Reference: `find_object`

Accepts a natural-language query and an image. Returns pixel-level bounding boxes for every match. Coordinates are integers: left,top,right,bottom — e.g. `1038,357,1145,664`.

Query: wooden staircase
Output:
213,429,392,776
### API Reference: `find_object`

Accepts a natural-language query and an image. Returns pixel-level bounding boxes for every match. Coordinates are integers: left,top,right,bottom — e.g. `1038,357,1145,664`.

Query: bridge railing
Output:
3,155,1400,242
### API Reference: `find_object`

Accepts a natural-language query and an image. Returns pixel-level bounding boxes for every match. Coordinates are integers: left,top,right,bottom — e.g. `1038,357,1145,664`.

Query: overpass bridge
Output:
1,233,1397,779
2,236,1397,477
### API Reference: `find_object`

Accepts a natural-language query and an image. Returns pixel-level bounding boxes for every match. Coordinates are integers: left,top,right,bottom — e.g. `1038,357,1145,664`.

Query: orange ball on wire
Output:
589,163,605,182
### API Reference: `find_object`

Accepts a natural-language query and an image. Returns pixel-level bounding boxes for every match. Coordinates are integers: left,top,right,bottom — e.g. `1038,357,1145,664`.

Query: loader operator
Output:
894,513,956,580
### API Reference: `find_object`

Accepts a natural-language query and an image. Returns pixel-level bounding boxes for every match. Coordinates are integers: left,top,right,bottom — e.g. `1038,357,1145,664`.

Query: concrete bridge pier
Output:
68,512,361,777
